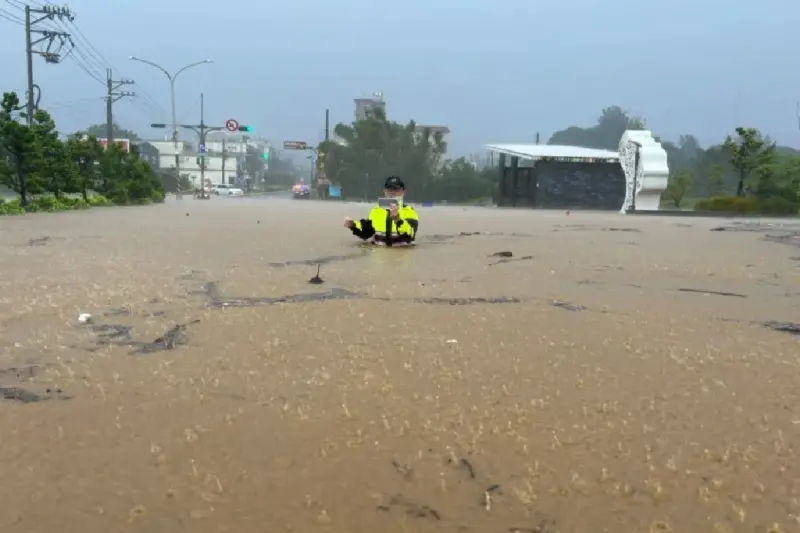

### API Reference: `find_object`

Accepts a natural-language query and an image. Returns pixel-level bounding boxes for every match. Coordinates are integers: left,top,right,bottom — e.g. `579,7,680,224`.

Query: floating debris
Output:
677,288,747,298
415,297,522,306
130,320,200,354
268,252,365,267
550,300,586,311
308,265,324,285
763,321,800,335
28,236,50,246
1,386,70,403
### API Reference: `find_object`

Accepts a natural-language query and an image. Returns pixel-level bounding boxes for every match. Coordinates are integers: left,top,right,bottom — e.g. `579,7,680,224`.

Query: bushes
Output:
0,197,25,216
0,195,107,216
694,195,799,215
0,189,165,216
88,195,114,207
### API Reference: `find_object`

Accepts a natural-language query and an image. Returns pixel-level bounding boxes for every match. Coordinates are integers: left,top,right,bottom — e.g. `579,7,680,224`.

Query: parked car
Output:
212,184,244,196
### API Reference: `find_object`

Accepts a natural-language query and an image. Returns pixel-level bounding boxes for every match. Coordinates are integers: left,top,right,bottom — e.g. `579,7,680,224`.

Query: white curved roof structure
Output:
484,144,619,162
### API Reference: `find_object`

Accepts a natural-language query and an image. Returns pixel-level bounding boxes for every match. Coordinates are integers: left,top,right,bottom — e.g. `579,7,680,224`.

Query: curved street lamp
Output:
128,56,213,192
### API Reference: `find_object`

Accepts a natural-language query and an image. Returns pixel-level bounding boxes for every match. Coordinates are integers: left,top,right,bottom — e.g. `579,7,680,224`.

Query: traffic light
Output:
238,125,252,132
150,123,167,128
261,151,269,161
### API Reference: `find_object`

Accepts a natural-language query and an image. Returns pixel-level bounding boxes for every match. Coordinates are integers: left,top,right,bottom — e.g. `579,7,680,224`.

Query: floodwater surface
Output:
1,198,800,533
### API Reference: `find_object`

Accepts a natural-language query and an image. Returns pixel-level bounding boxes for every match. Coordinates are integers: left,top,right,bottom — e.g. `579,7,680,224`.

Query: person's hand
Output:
343,217,354,228
389,204,400,220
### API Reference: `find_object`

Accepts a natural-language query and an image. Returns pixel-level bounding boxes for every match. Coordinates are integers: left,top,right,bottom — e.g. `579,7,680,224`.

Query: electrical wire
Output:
0,6,23,24
4,0,171,128
57,16,168,118
3,0,162,115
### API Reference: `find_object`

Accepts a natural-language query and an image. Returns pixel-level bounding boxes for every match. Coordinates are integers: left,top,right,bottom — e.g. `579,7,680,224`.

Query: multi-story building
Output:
144,135,272,187
135,142,161,171
144,140,239,186
354,92,385,121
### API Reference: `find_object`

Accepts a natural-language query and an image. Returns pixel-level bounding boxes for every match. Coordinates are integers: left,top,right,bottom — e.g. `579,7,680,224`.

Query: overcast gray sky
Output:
1,0,799,154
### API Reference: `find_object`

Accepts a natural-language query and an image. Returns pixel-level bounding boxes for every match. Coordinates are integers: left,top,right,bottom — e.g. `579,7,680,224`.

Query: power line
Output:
6,1,170,133
53,9,168,118
0,5,23,23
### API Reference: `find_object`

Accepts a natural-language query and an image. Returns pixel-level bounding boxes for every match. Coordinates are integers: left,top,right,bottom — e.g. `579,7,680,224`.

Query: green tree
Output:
320,107,445,200
425,157,495,203
724,127,776,197
33,108,78,198
707,164,725,196
0,92,41,206
662,170,692,208
244,145,266,181
157,167,192,193
66,135,102,201
97,142,124,195
83,122,140,141
547,106,645,150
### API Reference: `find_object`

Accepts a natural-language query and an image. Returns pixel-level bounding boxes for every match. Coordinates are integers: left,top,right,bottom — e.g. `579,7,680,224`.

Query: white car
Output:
211,184,244,196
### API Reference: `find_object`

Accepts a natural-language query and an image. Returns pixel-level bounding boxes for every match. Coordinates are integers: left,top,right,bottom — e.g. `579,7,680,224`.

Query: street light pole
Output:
128,56,212,197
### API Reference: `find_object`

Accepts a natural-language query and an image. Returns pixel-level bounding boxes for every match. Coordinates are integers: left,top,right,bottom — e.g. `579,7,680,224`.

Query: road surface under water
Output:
1,197,799,533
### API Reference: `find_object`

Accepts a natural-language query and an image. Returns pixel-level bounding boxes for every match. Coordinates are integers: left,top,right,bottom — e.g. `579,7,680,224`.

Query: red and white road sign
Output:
225,119,239,132
97,138,131,153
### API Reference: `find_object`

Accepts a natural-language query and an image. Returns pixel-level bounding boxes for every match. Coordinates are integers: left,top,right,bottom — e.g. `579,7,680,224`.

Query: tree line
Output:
319,105,799,213
548,106,800,214
0,92,165,215
317,107,495,204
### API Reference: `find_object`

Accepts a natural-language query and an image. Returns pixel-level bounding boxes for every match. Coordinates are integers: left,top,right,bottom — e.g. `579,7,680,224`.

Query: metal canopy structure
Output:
484,143,625,209
484,143,619,163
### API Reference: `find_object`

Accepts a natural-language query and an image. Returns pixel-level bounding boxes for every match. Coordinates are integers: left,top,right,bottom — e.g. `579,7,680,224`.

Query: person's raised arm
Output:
344,216,376,240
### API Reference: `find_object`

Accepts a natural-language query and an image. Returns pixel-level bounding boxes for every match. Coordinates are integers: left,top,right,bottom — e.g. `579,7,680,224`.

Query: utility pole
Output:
105,68,135,144
24,4,74,125
149,96,251,198
199,93,207,195
325,109,330,141
221,137,227,185
128,57,213,199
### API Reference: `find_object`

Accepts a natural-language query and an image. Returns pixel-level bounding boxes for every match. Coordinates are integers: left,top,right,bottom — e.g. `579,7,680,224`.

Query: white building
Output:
145,140,240,186
146,134,273,186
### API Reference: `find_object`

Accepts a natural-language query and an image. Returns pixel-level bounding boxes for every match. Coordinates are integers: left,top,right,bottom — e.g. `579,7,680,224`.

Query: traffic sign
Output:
225,119,239,132
283,141,308,150
97,138,131,153
199,143,206,153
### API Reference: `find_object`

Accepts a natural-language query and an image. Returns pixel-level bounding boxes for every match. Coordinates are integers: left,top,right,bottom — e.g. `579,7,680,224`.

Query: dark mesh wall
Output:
535,161,626,210
498,160,626,210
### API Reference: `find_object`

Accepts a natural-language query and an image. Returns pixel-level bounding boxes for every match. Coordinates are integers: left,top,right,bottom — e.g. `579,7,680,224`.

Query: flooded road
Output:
1,198,799,533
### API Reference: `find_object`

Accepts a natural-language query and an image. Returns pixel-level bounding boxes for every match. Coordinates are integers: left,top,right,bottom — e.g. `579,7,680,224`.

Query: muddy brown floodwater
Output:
1,198,800,533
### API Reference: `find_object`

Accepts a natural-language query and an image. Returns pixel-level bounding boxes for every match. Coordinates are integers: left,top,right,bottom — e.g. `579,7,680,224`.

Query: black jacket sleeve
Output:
350,218,375,240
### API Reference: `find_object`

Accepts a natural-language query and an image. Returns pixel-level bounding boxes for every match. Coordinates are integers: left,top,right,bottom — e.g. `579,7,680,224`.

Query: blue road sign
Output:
199,143,206,153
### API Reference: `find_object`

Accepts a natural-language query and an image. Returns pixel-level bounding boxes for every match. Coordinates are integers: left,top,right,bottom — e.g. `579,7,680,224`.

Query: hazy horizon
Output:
2,0,799,155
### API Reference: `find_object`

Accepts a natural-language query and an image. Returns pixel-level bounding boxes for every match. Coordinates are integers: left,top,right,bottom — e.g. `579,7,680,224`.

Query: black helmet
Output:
384,176,405,190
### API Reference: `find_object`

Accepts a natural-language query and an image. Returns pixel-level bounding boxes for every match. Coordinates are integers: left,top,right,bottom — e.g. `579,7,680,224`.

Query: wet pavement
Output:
1,198,799,533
